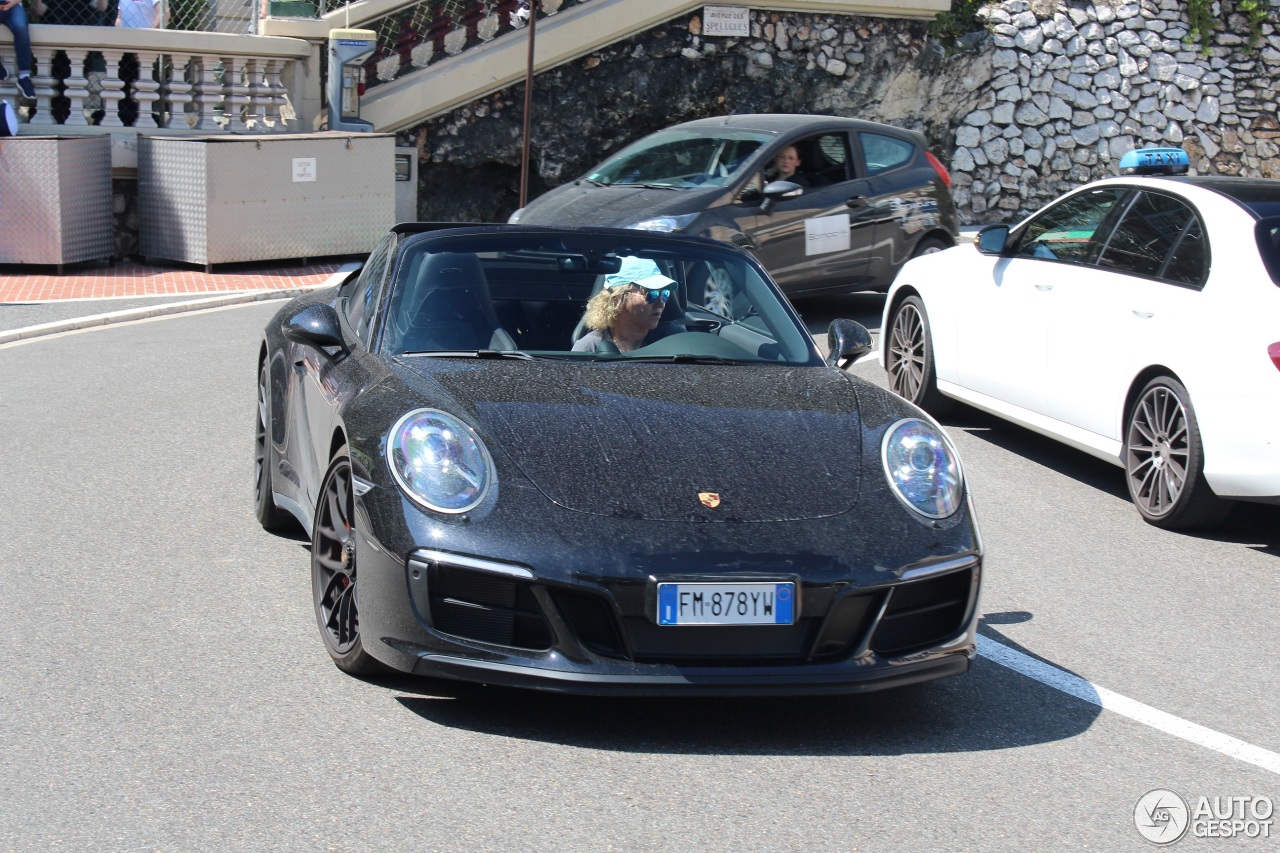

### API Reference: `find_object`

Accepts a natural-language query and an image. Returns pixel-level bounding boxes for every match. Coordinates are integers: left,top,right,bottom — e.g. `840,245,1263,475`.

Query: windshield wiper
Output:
402,350,537,360
624,354,755,364
615,182,682,190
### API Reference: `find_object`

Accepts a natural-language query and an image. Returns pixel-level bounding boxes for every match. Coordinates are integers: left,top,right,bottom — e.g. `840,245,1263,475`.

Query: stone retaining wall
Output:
955,0,1280,219
400,1,1280,226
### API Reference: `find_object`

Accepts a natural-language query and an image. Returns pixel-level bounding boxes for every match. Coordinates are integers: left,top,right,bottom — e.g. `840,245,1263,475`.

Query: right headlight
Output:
881,418,963,519
387,409,494,514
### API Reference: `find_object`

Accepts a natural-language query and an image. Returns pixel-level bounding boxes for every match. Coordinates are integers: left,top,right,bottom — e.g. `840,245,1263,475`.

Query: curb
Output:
0,264,358,345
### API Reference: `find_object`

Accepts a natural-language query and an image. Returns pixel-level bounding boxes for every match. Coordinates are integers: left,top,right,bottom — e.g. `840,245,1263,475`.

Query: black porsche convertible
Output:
254,224,982,695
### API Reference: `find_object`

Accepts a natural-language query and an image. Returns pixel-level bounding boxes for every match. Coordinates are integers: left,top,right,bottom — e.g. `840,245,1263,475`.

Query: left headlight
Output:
387,409,494,514
881,418,963,520
626,213,699,232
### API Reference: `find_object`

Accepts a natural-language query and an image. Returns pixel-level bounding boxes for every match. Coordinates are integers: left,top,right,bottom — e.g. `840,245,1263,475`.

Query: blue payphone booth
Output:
327,29,377,133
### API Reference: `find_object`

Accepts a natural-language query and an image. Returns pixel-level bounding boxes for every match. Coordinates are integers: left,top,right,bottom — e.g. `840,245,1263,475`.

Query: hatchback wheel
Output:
886,295,953,416
312,446,384,675
912,236,950,257
1124,377,1231,529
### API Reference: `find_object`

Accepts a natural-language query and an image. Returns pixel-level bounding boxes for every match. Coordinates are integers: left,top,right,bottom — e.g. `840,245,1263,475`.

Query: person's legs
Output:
0,4,33,73
0,3,36,98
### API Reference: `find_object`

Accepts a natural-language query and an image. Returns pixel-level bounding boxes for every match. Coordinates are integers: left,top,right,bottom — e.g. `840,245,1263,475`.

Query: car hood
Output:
517,182,720,228
391,360,864,522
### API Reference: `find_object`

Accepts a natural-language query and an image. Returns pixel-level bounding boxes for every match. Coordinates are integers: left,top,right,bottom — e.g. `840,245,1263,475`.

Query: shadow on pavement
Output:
385,611,1102,757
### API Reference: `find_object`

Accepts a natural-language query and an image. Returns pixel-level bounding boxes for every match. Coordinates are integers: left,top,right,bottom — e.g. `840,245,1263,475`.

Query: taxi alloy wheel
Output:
886,295,952,416
312,446,383,675
1124,377,1230,529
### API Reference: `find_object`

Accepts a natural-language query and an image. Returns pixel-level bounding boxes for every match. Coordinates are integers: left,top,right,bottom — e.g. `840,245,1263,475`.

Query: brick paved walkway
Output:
0,258,349,303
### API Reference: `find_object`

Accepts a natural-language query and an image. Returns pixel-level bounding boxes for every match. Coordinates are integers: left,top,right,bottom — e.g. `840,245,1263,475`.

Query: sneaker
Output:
0,59,8,81
17,76,35,100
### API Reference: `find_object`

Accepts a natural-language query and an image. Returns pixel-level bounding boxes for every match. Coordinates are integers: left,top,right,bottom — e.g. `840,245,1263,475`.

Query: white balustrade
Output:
2,26,313,135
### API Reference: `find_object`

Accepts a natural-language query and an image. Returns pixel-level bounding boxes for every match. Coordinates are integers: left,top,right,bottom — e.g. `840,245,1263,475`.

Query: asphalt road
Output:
2,299,1277,851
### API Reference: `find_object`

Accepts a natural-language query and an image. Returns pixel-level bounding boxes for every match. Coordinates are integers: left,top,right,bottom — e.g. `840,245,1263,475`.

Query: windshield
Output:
378,231,820,366
585,129,770,189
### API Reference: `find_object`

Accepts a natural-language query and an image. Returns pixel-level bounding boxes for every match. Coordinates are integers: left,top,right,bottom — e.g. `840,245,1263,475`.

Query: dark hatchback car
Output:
255,224,982,695
510,114,958,296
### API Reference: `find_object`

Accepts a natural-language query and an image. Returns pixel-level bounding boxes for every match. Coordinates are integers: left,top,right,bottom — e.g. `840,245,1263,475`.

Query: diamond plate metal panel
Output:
138,133,397,267
0,136,114,266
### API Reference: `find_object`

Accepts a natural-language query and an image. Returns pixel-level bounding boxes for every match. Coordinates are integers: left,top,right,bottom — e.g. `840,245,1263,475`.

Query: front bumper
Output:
404,648,972,697
359,540,981,696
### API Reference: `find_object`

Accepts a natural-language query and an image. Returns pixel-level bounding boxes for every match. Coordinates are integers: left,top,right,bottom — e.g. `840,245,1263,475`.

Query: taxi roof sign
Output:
1118,146,1190,176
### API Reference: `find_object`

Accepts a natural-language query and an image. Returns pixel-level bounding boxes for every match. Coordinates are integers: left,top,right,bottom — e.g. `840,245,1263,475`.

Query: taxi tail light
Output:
1270,342,1280,371
926,151,952,189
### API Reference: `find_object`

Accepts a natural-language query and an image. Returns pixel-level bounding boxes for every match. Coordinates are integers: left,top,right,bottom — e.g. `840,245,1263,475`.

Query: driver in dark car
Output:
572,256,684,353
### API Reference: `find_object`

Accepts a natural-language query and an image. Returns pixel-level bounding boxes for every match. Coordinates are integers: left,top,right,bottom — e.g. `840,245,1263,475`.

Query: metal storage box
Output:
138,132,396,269
0,135,114,268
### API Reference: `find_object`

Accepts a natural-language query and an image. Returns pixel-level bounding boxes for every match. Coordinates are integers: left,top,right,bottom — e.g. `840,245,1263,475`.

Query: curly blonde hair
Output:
581,286,636,331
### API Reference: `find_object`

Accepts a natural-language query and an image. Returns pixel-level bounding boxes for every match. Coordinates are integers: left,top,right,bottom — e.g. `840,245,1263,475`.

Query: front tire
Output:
312,445,385,675
254,361,292,531
885,295,953,417
1124,377,1231,530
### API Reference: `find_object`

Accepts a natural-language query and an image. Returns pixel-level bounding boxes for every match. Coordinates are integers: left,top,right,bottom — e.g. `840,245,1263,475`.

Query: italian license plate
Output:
656,582,795,626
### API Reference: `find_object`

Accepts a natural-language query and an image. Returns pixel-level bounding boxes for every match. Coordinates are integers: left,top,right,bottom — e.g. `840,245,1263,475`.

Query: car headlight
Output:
507,207,525,224
387,409,494,513
626,213,699,232
881,418,963,519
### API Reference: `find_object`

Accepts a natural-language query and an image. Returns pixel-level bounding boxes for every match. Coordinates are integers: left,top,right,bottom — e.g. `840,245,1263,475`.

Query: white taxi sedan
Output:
880,147,1280,529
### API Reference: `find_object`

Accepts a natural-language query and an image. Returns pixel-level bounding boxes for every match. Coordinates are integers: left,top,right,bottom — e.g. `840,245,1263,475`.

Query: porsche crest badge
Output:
698,492,721,508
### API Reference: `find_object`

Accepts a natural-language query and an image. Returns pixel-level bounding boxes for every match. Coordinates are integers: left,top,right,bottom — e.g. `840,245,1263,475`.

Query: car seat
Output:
399,253,517,352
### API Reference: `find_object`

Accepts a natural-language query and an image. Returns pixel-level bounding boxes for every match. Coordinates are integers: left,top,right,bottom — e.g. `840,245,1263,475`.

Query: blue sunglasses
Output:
641,288,672,303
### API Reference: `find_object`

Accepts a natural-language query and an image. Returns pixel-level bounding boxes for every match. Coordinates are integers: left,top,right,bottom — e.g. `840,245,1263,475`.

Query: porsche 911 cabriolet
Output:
254,224,982,695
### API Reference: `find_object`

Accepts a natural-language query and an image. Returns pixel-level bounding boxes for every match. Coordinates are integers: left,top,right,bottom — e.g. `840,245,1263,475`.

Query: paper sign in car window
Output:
805,214,851,256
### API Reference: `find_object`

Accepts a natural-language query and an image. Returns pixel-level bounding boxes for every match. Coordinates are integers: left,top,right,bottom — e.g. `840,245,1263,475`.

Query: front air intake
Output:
869,568,973,656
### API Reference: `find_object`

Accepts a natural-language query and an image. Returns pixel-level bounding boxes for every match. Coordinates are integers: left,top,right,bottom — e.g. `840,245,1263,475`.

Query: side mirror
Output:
975,224,1011,255
759,179,803,214
283,303,349,358
826,319,873,368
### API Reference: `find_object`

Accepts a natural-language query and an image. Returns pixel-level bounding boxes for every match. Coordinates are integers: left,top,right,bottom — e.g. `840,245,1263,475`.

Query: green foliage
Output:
1186,0,1219,52
929,0,986,46
1237,0,1270,46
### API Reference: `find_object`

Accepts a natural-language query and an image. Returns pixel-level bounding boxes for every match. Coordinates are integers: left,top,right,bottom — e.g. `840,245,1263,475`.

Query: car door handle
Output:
1035,283,1053,291
1132,310,1154,319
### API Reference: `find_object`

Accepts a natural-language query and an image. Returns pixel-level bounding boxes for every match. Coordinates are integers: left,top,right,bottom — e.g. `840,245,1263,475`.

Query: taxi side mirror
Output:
975,224,1011,255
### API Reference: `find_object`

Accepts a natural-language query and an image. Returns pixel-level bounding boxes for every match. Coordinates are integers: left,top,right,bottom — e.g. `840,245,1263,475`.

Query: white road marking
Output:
979,635,1280,776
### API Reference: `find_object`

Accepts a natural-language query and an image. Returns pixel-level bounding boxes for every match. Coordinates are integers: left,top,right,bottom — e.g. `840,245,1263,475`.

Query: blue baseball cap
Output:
603,256,676,291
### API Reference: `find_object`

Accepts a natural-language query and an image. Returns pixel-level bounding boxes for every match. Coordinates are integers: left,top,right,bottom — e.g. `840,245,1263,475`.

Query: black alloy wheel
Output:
885,295,953,416
1124,376,1231,530
254,361,292,530
312,446,383,675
